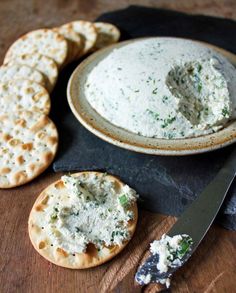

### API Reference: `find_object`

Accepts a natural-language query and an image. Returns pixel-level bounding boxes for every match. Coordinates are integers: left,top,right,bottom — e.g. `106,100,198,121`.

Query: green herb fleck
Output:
75,227,81,233
176,236,193,259
119,194,129,207
120,88,125,95
222,107,229,117
197,64,202,72
50,213,58,220
167,235,193,261
72,210,79,216
198,82,202,93
152,88,158,95
146,109,160,121
162,95,169,103
161,116,176,128
146,76,153,83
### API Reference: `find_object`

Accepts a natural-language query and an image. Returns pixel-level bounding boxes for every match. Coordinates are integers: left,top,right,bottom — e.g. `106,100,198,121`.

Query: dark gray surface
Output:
52,6,236,230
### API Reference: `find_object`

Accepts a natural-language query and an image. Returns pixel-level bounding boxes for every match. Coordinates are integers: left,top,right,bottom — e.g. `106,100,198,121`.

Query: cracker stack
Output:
0,20,120,188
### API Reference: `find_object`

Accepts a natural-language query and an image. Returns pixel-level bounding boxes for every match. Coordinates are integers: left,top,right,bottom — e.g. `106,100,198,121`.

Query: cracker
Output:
4,29,68,68
0,110,58,188
62,21,97,57
93,22,120,50
0,79,50,115
5,53,58,93
28,172,138,269
0,64,45,87
53,26,82,64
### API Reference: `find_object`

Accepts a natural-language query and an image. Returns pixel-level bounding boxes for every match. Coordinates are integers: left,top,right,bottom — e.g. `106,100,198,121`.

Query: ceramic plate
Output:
67,37,236,156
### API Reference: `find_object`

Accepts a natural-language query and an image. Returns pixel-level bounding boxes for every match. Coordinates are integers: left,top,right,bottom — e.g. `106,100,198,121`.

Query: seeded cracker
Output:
62,21,97,57
0,64,45,87
53,26,82,64
93,22,120,50
0,111,58,188
0,79,50,115
28,172,138,269
5,53,58,93
4,29,68,68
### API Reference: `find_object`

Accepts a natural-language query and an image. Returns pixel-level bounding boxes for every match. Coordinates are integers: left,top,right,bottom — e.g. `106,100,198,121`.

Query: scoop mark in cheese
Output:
166,59,230,130
84,38,236,139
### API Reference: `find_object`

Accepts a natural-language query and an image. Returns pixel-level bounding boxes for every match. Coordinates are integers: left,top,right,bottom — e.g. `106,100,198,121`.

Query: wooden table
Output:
0,1,235,292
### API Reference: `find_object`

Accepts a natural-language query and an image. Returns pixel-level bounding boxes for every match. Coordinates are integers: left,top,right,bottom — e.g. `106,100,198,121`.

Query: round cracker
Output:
93,22,120,50
28,171,138,269
0,110,58,188
0,79,50,115
62,21,97,57
4,29,68,68
0,64,45,87
5,53,58,93
53,26,82,64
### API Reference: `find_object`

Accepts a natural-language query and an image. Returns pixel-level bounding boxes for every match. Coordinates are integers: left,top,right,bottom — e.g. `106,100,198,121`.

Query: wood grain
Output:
0,171,235,293
0,1,236,292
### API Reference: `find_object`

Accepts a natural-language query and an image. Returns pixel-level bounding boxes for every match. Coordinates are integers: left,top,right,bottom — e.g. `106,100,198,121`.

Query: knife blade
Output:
135,147,236,287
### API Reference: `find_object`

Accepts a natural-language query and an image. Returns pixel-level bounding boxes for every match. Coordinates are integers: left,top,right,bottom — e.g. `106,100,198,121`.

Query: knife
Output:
135,147,236,287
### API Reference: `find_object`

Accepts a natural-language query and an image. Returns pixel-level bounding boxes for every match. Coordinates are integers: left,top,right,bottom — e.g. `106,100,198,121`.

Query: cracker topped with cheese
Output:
28,172,138,269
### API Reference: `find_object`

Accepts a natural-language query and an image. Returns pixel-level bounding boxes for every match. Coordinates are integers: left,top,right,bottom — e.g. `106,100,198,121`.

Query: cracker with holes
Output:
53,26,82,64
93,22,120,50
0,79,50,114
4,29,68,68
0,111,58,188
62,21,97,58
28,172,138,269
5,53,58,93
0,64,45,87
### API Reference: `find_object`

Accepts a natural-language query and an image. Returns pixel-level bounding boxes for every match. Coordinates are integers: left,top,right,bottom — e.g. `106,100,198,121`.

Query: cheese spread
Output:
150,234,192,273
84,38,236,139
42,174,138,254
136,234,193,288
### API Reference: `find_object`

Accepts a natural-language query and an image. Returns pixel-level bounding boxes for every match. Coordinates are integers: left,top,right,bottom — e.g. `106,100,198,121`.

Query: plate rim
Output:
67,37,236,156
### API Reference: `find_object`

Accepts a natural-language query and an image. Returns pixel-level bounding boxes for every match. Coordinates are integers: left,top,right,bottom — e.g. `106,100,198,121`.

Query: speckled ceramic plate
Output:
67,37,236,156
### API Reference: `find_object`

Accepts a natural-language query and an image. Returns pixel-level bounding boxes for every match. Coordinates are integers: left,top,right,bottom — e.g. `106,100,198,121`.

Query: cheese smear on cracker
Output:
42,174,138,253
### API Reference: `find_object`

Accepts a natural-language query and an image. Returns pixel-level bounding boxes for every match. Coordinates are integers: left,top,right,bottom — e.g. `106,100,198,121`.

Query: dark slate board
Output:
52,5,236,230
